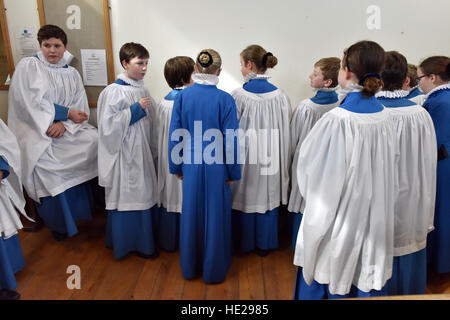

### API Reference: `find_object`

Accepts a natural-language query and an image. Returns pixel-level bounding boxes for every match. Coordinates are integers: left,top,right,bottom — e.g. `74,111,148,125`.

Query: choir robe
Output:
287,88,340,250
230,75,291,253
7,51,98,237
376,90,437,295
97,74,159,259
406,86,426,106
423,83,450,274
168,73,241,284
0,120,33,290
153,90,183,251
294,85,397,298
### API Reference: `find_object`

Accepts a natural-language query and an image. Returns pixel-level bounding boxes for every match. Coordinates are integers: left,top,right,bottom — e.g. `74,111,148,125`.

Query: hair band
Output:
262,52,273,67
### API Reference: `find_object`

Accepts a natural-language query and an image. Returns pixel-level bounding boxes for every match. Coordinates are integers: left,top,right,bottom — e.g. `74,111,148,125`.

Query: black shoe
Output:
136,250,159,259
52,231,68,242
256,248,269,257
0,289,21,300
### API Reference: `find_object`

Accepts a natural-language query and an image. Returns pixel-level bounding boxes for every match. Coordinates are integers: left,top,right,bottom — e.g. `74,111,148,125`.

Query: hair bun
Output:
198,51,213,68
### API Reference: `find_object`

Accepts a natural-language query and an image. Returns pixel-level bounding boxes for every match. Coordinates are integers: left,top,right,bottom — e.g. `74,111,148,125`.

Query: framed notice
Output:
0,0,15,90
37,0,115,107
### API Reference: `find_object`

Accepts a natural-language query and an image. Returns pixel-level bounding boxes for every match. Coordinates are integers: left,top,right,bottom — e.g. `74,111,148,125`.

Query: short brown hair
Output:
381,51,408,91
164,56,195,89
419,56,450,82
407,64,418,87
314,57,340,87
119,42,149,69
241,45,277,73
37,24,67,46
343,40,386,97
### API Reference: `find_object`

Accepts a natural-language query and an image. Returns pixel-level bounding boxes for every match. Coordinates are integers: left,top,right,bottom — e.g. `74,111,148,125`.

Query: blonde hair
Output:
241,45,278,73
195,49,222,74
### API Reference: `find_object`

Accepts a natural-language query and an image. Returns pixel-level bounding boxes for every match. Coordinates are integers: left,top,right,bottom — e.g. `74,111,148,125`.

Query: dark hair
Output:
37,24,67,46
407,64,418,88
381,51,408,91
241,45,277,73
419,56,450,82
343,40,386,97
119,42,149,69
164,56,195,89
315,57,341,87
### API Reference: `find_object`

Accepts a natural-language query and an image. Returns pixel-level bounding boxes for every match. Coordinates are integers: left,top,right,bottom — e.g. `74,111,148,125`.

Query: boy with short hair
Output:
97,42,159,260
404,63,426,105
152,56,194,252
7,24,98,242
287,57,341,250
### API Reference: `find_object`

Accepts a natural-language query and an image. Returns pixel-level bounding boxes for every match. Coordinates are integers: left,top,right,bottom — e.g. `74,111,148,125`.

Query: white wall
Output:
109,0,450,104
1,0,450,122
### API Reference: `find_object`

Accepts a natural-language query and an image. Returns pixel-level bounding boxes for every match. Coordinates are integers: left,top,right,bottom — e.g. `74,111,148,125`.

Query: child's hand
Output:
68,110,88,123
46,122,66,138
176,173,183,180
226,180,234,186
138,97,151,110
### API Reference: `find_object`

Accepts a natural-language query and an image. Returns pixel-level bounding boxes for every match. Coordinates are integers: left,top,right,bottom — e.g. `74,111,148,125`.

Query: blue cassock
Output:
424,87,450,274
0,158,25,291
168,82,241,284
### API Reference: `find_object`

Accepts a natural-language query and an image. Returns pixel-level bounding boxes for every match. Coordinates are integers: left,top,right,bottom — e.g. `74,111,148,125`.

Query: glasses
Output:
415,74,430,83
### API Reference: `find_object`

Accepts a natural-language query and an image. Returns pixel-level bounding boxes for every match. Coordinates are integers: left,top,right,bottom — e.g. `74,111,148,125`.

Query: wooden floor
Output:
14,211,450,300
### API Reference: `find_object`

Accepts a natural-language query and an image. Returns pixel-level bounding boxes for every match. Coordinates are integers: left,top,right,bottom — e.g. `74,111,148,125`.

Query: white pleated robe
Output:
230,88,291,213
7,52,98,202
97,74,158,211
376,91,437,256
0,120,33,239
294,104,398,295
153,97,183,213
287,97,339,214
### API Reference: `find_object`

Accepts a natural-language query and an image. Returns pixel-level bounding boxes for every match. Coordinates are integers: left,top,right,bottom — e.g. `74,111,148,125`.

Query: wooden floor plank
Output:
11,212,450,300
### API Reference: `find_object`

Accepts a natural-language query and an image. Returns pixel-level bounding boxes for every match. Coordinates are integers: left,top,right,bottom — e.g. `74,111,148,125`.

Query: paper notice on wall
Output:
15,27,40,58
80,49,108,86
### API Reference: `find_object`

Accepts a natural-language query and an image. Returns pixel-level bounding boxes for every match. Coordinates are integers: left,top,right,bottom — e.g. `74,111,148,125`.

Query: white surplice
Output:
7,51,98,202
97,74,158,211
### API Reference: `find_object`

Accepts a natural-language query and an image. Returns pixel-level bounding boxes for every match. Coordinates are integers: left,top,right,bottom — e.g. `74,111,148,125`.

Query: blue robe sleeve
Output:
54,103,69,121
129,102,147,126
0,156,10,180
223,98,242,181
168,94,183,175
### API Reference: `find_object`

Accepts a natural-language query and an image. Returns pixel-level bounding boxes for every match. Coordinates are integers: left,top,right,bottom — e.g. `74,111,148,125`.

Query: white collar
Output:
243,72,271,83
192,73,219,86
375,90,410,99
337,84,363,101
36,51,68,68
118,73,144,88
425,82,450,99
313,86,340,93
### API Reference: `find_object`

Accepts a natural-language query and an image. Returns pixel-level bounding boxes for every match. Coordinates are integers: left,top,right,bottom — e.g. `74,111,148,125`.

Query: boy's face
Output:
123,56,149,81
40,37,66,64
309,66,328,89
